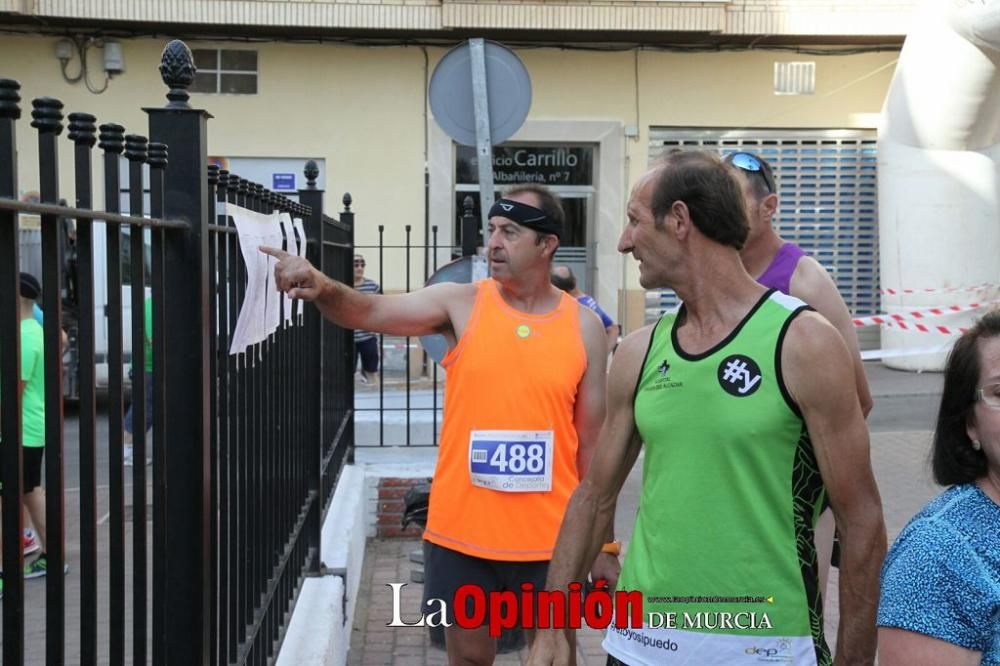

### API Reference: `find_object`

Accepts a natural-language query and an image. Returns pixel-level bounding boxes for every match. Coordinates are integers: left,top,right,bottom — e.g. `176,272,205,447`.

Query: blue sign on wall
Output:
273,173,295,190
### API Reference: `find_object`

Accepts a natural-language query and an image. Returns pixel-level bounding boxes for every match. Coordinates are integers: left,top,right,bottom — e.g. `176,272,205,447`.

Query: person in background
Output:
877,310,1000,665
352,254,381,385
550,265,619,354
0,273,68,591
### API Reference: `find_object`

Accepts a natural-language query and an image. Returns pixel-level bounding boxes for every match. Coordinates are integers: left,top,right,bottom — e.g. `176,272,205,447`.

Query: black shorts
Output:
0,447,45,492
422,540,549,625
355,336,379,374
24,447,44,491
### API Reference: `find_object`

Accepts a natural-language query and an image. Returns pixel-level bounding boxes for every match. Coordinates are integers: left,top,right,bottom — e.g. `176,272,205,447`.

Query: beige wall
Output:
1,35,897,327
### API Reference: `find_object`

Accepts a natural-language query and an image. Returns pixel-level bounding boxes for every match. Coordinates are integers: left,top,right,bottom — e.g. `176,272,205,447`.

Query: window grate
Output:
774,61,816,96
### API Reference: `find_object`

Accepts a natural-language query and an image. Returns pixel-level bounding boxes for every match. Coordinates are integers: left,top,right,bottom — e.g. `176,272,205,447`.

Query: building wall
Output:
1,34,897,331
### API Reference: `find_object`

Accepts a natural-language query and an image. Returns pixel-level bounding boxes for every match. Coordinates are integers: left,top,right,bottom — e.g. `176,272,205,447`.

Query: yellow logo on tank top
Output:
516,324,531,338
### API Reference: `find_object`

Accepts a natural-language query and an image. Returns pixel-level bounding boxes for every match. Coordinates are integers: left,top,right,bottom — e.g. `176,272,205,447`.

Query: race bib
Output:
469,430,553,493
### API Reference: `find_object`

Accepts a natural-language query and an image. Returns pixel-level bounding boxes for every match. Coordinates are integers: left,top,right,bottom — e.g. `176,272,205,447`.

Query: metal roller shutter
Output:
644,129,880,349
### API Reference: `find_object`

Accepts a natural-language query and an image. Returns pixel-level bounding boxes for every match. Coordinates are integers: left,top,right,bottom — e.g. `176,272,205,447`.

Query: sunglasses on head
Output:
728,152,775,195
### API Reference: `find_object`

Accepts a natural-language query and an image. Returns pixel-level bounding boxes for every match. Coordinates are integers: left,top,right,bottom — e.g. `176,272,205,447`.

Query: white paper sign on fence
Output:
228,202,273,355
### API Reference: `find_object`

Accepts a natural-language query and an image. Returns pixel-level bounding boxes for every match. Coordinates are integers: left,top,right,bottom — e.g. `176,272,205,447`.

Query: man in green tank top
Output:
529,151,886,666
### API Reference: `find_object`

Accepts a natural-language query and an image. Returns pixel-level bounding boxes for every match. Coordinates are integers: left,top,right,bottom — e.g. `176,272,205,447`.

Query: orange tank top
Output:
423,278,587,561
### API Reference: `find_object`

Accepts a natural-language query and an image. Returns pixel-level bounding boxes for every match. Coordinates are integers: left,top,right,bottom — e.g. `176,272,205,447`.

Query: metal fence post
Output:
145,39,213,666
0,76,25,666
298,161,324,573
32,96,69,660
339,194,356,465
125,132,150,666
68,109,99,664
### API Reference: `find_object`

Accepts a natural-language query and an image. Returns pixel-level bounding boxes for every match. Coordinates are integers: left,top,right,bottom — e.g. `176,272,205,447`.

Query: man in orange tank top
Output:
263,184,617,665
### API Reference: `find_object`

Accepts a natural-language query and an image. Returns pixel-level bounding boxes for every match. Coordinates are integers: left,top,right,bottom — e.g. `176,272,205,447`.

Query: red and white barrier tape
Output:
881,283,998,296
882,319,969,335
852,302,989,328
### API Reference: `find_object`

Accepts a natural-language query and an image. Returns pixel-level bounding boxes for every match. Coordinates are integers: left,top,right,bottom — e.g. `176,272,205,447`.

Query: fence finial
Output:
148,142,168,170
160,40,196,110
304,160,319,189
125,134,149,163
342,192,352,211
30,97,64,135
98,123,125,154
68,112,97,147
0,78,21,120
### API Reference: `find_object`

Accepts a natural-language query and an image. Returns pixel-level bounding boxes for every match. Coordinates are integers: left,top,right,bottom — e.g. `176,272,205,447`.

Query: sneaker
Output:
23,554,69,579
23,532,40,555
124,444,134,467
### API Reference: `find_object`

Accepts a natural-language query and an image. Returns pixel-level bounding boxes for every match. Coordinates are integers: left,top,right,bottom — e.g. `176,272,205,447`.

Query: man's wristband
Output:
601,540,621,556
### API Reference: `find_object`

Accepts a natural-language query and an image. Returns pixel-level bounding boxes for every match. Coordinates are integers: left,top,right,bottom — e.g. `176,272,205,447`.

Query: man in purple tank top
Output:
725,151,873,608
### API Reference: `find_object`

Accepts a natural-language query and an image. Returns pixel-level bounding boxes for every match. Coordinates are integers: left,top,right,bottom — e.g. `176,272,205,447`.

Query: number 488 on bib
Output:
469,430,554,493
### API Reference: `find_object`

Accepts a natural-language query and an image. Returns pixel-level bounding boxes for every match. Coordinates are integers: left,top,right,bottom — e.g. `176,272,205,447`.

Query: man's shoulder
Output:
20,318,44,356
614,324,657,368
782,309,841,350
789,255,841,301
781,309,847,371
20,317,43,339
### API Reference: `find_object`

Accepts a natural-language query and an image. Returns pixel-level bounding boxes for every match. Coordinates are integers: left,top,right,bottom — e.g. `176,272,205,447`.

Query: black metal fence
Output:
352,197,478,447
1,39,353,665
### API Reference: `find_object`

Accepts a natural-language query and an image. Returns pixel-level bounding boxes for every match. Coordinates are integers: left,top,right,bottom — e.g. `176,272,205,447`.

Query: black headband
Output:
488,198,562,239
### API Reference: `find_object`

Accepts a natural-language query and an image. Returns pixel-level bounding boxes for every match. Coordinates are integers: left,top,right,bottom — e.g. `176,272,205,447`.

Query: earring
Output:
972,440,982,451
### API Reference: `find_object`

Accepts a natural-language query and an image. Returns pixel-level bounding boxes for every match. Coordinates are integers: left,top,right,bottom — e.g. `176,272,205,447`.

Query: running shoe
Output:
23,554,70,579
23,532,40,555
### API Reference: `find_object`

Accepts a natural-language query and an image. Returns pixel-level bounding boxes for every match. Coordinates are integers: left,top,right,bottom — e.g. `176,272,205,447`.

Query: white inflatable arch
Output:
878,0,1000,369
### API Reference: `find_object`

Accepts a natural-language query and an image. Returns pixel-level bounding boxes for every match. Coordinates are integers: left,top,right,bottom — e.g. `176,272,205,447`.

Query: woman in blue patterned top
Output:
878,310,1000,665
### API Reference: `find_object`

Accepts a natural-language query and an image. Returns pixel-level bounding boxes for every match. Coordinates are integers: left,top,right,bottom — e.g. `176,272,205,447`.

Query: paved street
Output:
4,404,152,665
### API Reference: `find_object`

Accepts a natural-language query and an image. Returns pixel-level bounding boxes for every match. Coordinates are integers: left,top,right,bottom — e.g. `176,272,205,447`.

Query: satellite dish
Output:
429,40,532,147
419,255,488,363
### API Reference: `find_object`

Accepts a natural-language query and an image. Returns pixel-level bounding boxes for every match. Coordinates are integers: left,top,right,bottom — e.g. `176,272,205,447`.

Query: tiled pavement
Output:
348,430,942,665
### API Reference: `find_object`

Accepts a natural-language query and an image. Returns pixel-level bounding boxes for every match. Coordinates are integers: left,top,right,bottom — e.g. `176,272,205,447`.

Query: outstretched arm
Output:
782,312,886,664
261,246,471,340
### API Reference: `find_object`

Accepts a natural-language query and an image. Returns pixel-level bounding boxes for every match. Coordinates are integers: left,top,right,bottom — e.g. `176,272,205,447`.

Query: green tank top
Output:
610,290,830,666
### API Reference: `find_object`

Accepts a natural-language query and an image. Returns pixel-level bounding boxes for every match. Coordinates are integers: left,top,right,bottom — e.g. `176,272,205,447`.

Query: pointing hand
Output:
259,246,323,301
